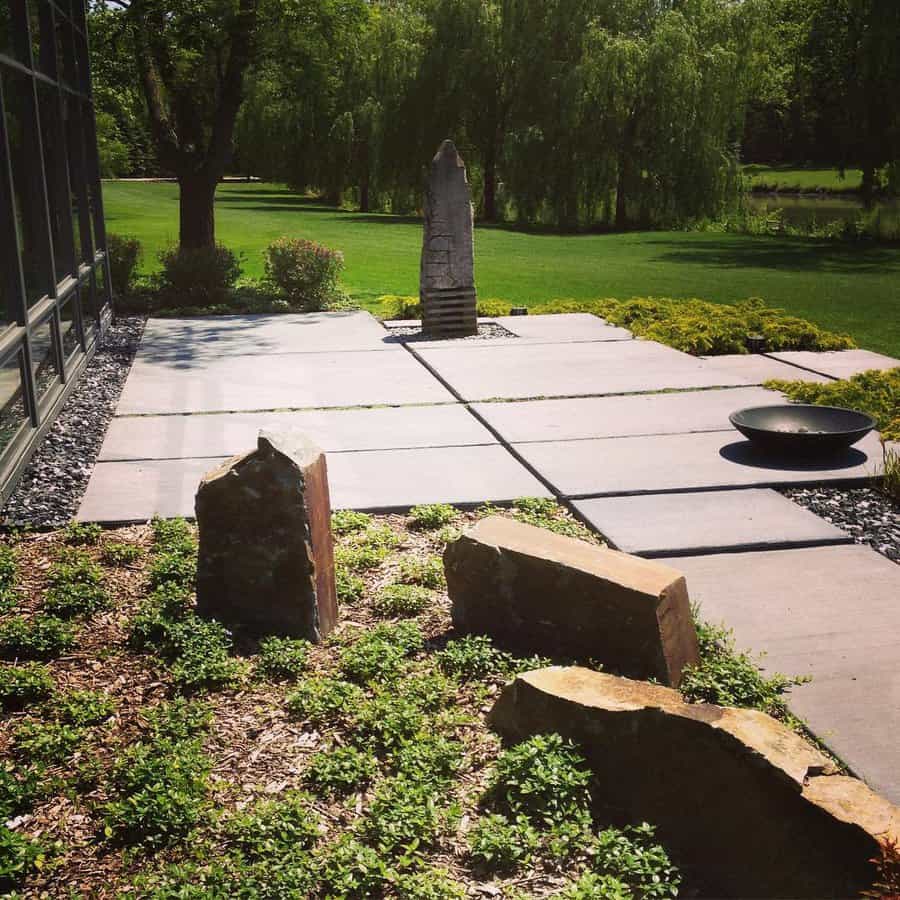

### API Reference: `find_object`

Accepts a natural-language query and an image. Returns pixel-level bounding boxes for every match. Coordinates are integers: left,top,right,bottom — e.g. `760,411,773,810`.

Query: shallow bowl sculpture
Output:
729,405,876,456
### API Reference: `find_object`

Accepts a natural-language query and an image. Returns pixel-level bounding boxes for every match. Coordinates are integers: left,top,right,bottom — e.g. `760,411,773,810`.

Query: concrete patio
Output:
78,310,900,802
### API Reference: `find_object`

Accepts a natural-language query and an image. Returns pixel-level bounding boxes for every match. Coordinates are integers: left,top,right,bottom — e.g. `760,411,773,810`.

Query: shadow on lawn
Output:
647,235,900,275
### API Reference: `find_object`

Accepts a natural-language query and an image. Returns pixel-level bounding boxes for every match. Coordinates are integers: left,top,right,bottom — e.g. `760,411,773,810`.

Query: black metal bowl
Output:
729,404,876,456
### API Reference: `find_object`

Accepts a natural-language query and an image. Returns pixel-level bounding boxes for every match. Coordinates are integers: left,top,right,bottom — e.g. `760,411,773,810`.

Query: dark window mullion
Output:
0,75,29,330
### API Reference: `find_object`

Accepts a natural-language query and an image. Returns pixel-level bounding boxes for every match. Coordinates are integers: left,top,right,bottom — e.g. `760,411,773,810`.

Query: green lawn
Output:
103,181,900,356
742,164,863,193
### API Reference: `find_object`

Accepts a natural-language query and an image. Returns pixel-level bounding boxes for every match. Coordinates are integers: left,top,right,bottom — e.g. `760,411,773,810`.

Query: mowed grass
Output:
743,164,863,193
103,181,900,356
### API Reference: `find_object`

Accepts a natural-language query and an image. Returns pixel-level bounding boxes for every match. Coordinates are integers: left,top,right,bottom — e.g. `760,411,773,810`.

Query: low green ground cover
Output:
102,181,900,356
743,165,864,194
0,503,832,897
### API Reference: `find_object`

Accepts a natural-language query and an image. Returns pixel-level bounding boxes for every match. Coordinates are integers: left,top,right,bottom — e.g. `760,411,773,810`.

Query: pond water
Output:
746,193,899,227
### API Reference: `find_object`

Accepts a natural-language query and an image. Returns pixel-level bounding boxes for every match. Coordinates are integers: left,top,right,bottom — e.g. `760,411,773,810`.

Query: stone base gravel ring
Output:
729,404,877,457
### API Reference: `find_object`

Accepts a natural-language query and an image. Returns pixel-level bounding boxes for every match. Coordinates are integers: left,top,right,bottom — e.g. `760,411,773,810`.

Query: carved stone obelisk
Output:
420,140,477,337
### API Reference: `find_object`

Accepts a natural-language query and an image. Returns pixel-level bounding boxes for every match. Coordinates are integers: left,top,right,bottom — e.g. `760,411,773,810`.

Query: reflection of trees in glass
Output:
0,356,28,453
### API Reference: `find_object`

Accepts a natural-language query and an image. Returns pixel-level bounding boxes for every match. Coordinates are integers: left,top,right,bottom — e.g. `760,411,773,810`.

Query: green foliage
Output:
107,233,143,296
332,510,373,535
467,813,539,872
101,542,143,566
512,497,598,541
398,554,445,589
44,550,109,618
63,521,103,546
144,698,212,742
883,445,900,502
0,545,17,610
336,567,365,604
681,618,805,720
222,792,320,858
148,548,197,590
0,663,53,710
765,367,900,442
46,689,115,726
591,824,681,899
306,745,378,797
339,621,423,684
390,733,463,787
392,868,466,900
130,582,194,649
152,517,195,552
0,761,43,821
157,244,242,309
256,636,310,681
165,618,240,692
408,504,457,530
317,834,388,899
0,615,77,660
334,543,389,573
376,295,421,320
12,720,85,765
0,825,46,893
264,237,344,311
487,734,592,830
351,691,426,754
373,583,432,617
102,705,212,847
437,634,548,682
554,872,633,899
286,677,364,727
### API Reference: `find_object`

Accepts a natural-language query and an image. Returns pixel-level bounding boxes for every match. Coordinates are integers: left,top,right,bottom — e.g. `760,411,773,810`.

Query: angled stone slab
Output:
698,354,832,385
137,311,395,362
767,349,900,379
416,340,749,401
573,489,851,557
493,313,632,343
99,404,489,461
473,386,780,443
78,445,550,522
515,429,885,497
663,545,900,804
117,348,454,415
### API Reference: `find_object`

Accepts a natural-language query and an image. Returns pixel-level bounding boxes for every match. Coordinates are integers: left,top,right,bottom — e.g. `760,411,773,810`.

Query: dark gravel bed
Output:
384,322,517,342
2,316,145,529
782,485,900,563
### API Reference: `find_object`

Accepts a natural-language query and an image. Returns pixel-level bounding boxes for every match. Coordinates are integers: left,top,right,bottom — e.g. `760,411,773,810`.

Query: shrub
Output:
317,834,388,898
165,617,240,692
222,792,320,859
554,872,633,899
157,244,242,308
0,762,43,820
335,543,389,573
63,521,102,546
376,295,421,320
351,691,426,754
373,583,432,617
44,550,108,617
390,733,463,786
12,720,85,765
765,367,900,442
681,618,806,721
408,504,457,530
148,548,197,589
0,663,53,710
286,677,363,727
0,825,46,893
0,615,77,659
332,510,373,535
46,689,115,726
101,542,142,566
339,621,423,684
264,237,344,311
468,813,539,872
398,554,445,589
106,233,142,297
884,444,900,502
336,568,365,604
256,636,309,681
152,517,195,552
392,869,466,900
102,734,210,847
437,634,548,682
144,698,212,742
591,824,681,898
306,745,378,797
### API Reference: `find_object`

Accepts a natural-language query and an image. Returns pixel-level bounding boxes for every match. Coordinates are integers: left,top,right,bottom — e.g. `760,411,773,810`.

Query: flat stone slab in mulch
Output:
574,488,851,557
99,404,493,461
117,346,454,415
136,310,396,361
514,429,885,497
416,340,750,401
78,444,551,522
472,386,780,443
766,349,900,379
698,354,833,385
665,544,900,805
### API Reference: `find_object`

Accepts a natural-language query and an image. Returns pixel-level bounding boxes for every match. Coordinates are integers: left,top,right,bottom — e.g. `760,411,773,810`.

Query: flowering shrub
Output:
264,238,344,311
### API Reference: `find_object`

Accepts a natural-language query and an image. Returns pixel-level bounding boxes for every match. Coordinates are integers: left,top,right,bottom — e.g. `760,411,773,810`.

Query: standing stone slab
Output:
444,516,698,686
195,431,337,640
420,140,477,337
490,667,900,898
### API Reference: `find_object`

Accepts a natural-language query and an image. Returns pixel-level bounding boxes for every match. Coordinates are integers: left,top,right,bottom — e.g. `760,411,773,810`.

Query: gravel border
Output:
2,316,146,529
782,485,900,563
384,322,517,342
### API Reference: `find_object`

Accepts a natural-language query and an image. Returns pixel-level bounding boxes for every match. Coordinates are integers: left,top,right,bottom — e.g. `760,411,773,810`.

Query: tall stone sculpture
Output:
420,140,478,337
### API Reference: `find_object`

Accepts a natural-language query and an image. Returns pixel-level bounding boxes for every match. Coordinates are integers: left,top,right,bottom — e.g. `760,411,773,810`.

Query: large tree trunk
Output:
179,175,218,249
483,144,498,222
861,163,876,208
615,157,629,229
